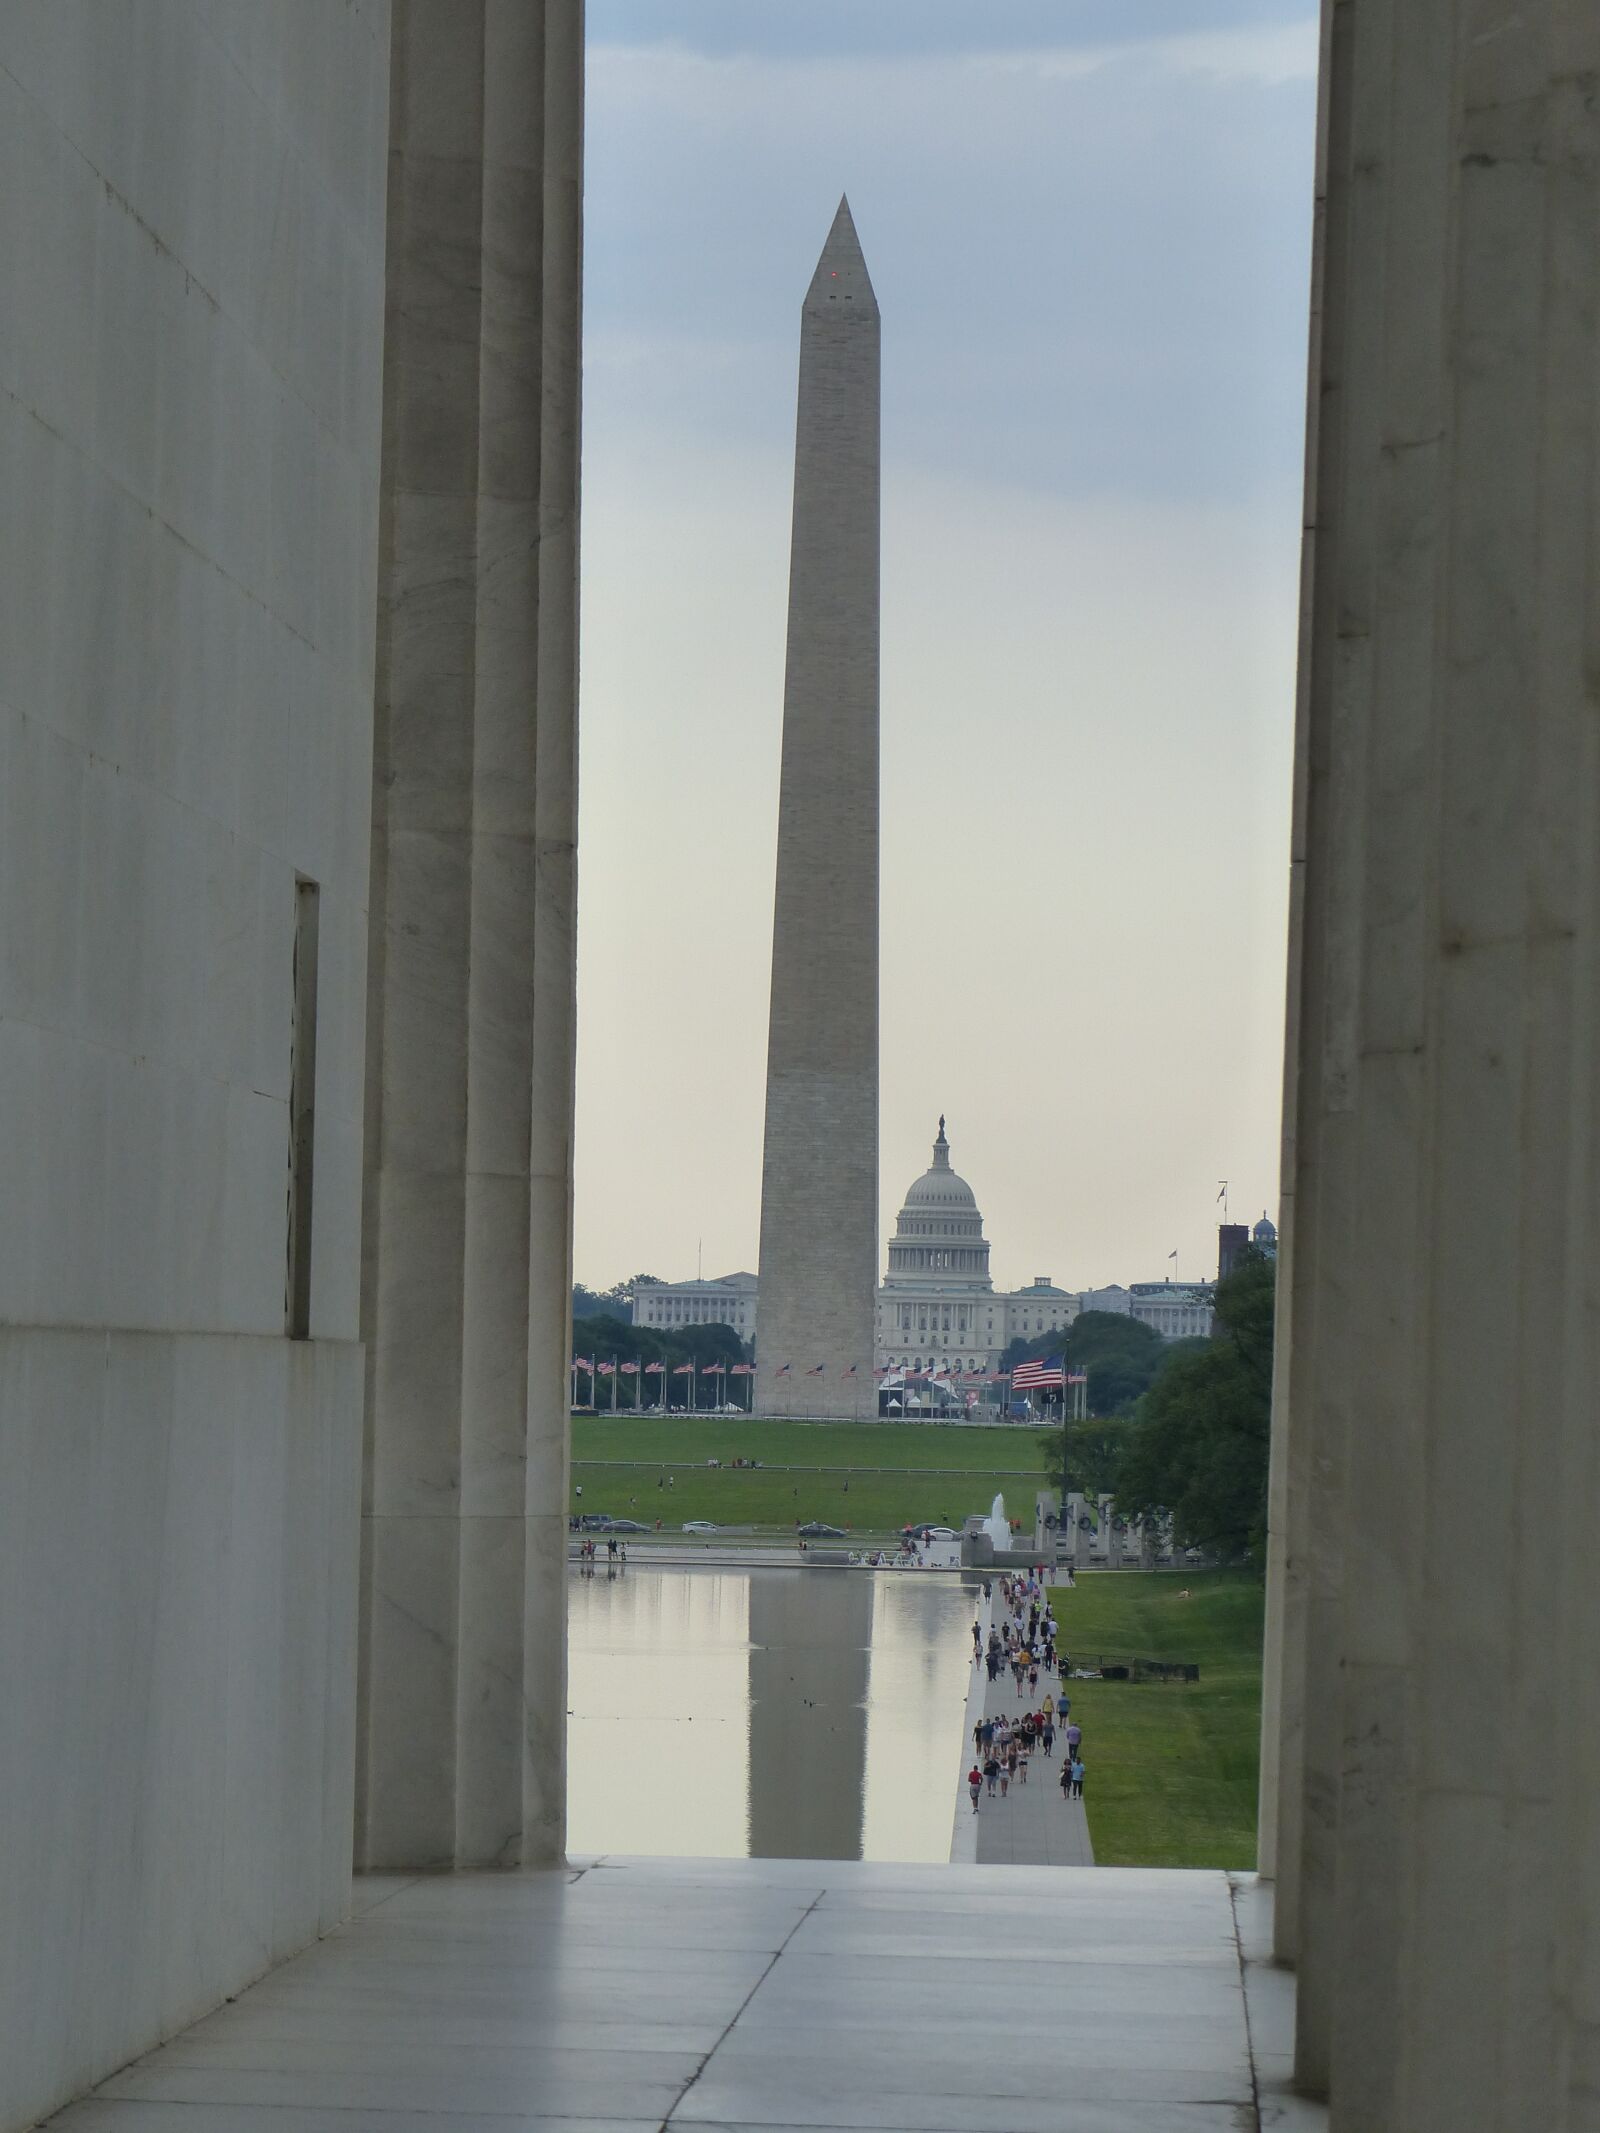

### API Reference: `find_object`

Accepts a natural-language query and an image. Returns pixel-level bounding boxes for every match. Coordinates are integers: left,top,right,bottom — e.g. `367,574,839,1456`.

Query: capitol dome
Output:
884,1119,992,1288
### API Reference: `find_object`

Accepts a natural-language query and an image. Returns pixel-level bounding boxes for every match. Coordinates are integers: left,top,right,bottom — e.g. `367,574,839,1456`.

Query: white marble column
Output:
1255,0,1333,1912
1278,1,1600,2122
357,0,581,1872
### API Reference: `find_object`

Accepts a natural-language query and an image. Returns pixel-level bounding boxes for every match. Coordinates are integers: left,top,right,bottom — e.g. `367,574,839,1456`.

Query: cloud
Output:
583,29,1318,508
574,16,1314,1291
587,1,1313,67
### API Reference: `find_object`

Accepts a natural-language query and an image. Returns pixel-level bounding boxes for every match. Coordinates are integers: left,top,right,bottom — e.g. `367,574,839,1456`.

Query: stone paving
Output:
41,1857,1324,2131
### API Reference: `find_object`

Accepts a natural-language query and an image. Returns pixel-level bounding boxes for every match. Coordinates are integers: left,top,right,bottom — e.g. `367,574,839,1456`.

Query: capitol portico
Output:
874,1120,1077,1373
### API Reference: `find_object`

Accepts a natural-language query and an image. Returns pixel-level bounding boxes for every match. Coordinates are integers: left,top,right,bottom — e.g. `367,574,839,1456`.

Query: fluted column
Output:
1278,1,1600,2123
357,0,581,1872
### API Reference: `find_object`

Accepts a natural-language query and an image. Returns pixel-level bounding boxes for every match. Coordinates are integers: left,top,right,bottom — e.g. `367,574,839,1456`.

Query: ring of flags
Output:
574,1353,1085,1402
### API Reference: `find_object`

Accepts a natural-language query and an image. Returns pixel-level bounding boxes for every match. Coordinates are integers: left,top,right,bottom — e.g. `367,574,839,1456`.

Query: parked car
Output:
797,1521,846,1539
681,1520,717,1534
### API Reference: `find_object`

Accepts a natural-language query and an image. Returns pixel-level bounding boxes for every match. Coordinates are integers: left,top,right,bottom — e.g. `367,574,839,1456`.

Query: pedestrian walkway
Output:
950,1585,1094,1867
41,1857,1323,2131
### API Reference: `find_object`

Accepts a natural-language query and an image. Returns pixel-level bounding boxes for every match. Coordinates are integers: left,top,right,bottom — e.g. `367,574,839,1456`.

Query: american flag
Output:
644,1361,665,1375
806,1364,825,1376
1067,1370,1088,1385
1013,1356,1066,1390
730,1364,755,1377
672,1362,695,1376
774,1363,791,1376
842,1365,857,1378
620,1362,640,1375
596,1362,616,1376
572,1357,592,1371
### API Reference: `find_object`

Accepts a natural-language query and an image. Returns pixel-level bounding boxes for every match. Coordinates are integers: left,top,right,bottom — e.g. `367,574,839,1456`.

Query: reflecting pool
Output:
567,1565,981,1861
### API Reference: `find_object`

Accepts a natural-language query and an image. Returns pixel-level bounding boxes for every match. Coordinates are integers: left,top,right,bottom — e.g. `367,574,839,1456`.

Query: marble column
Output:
357,0,581,1871
1255,0,1333,1910
1277,1,1600,2122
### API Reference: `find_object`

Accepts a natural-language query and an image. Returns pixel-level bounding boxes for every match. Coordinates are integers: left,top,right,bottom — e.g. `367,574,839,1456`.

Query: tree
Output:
1113,1248,1276,1565
572,1272,663,1320
1039,1414,1134,1499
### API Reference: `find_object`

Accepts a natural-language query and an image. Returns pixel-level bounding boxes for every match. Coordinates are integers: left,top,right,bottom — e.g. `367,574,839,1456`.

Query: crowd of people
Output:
964,1571,1087,1813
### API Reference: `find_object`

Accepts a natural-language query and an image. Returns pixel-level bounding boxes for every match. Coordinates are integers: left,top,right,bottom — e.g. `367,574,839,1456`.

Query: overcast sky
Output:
575,1,1318,1296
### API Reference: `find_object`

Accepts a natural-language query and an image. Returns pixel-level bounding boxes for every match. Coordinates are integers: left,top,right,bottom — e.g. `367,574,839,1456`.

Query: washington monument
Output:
757,197,880,1421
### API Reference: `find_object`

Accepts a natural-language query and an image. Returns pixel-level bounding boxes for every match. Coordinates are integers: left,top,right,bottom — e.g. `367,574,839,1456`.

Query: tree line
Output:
572,1311,747,1378
1019,1249,1276,1566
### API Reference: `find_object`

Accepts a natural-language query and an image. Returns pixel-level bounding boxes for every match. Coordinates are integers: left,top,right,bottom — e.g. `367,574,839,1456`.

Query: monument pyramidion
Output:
756,197,880,1421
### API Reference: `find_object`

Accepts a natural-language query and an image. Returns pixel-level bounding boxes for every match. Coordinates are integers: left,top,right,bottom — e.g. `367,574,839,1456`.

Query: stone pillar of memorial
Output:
1269,0,1600,2122
356,0,582,1871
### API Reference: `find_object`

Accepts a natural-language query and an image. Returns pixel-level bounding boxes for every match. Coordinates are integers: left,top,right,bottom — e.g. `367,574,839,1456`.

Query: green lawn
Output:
1054,1570,1264,1869
571,1414,1048,1532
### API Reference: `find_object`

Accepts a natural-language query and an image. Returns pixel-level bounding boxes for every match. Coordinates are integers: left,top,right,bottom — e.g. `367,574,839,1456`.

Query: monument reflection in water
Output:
567,1566,977,1860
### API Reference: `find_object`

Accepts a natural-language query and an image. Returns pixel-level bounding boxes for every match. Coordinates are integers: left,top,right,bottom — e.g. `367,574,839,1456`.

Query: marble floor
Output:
44,1858,1326,2132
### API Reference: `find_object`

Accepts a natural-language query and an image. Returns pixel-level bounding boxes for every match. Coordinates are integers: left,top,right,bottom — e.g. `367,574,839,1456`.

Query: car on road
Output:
603,1518,649,1533
681,1520,717,1534
797,1521,846,1539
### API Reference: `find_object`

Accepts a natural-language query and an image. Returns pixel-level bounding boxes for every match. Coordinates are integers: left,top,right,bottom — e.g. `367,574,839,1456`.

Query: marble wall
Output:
0,5,390,2124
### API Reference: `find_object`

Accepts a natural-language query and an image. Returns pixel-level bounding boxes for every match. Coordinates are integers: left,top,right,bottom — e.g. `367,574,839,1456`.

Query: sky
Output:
575,1,1318,1296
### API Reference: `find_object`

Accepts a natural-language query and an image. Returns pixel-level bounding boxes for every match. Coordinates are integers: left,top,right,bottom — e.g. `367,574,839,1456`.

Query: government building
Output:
627,1122,1222,1368
873,1120,1079,1373
631,1271,758,1343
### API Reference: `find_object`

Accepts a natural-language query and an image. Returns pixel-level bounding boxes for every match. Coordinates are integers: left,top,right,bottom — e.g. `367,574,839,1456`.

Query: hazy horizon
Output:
575,1,1317,1296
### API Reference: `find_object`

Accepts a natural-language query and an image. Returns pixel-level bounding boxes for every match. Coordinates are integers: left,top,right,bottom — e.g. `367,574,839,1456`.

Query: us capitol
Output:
873,1117,1078,1373
632,1119,1236,1369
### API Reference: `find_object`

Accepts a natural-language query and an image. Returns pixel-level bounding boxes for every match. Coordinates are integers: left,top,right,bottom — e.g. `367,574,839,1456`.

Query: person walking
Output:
1042,1718,1055,1757
1065,1720,1081,1760
1070,1757,1086,1800
968,1765,982,1813
984,1754,1000,1799
972,1619,982,1657
1058,1758,1072,1802
998,1756,1010,1800
1042,1692,1055,1727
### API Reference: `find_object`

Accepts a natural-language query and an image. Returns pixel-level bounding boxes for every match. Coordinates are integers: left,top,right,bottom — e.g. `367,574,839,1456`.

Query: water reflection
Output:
567,1564,979,1861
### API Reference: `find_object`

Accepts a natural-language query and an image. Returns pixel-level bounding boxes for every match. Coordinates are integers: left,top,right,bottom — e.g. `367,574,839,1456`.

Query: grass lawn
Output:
1054,1569,1264,1869
571,1414,1049,1532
